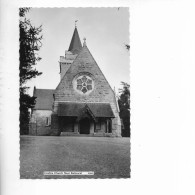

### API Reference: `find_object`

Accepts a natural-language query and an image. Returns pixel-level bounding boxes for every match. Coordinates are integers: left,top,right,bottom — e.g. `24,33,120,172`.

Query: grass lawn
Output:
20,136,130,179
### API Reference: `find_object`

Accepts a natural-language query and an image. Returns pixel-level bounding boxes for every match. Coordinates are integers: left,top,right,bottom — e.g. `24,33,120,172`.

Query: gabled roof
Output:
77,104,96,121
55,43,114,97
33,88,54,110
57,102,115,118
68,27,82,54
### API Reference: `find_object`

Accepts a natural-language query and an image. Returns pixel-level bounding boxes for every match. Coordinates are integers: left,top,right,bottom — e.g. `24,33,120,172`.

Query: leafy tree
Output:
19,8,42,134
118,82,130,137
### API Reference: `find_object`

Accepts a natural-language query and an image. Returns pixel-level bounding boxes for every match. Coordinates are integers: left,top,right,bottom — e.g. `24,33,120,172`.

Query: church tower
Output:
59,26,82,80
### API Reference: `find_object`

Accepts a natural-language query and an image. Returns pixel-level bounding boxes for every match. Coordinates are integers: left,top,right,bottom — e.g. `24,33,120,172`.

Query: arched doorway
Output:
80,118,90,134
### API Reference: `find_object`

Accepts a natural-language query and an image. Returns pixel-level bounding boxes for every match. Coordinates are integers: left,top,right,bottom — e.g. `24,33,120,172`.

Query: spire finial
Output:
75,20,78,27
83,37,86,46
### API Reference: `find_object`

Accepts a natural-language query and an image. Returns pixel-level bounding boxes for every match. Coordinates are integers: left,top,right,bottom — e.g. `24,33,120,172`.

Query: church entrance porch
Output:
59,116,76,133
79,118,90,134
58,117,112,136
55,102,116,136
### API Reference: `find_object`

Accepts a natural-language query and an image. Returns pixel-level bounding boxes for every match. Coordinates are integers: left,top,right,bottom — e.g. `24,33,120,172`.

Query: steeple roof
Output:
68,27,82,54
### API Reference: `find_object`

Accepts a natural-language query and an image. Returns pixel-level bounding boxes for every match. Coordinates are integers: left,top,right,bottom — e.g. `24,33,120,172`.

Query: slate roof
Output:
68,27,82,54
58,102,115,118
33,88,54,110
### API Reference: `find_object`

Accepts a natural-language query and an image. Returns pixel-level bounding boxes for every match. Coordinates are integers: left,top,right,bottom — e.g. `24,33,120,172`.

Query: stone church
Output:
29,25,121,137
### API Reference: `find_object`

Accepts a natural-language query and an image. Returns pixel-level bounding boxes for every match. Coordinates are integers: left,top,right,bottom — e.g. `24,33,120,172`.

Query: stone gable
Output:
55,45,116,106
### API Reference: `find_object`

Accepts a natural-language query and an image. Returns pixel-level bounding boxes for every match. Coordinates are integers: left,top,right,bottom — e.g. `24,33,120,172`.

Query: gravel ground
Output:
20,136,130,179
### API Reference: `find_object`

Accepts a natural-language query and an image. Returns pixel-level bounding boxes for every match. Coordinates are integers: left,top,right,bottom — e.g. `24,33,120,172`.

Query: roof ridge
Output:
36,88,55,90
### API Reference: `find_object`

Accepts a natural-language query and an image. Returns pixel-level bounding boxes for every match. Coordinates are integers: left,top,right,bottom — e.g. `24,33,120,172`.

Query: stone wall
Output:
60,51,78,80
29,110,52,135
60,62,71,80
50,114,60,135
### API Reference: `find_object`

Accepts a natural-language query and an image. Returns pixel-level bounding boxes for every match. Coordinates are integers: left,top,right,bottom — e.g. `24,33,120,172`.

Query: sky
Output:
26,8,130,95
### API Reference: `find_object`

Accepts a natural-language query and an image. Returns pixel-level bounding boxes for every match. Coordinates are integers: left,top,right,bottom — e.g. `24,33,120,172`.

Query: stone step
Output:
60,132,114,137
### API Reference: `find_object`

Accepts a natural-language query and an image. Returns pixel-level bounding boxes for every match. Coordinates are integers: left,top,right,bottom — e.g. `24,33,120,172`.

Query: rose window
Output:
73,73,94,95
76,76,93,94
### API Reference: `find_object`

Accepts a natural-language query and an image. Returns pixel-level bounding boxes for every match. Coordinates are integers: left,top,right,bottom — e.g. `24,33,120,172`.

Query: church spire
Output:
68,22,82,54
